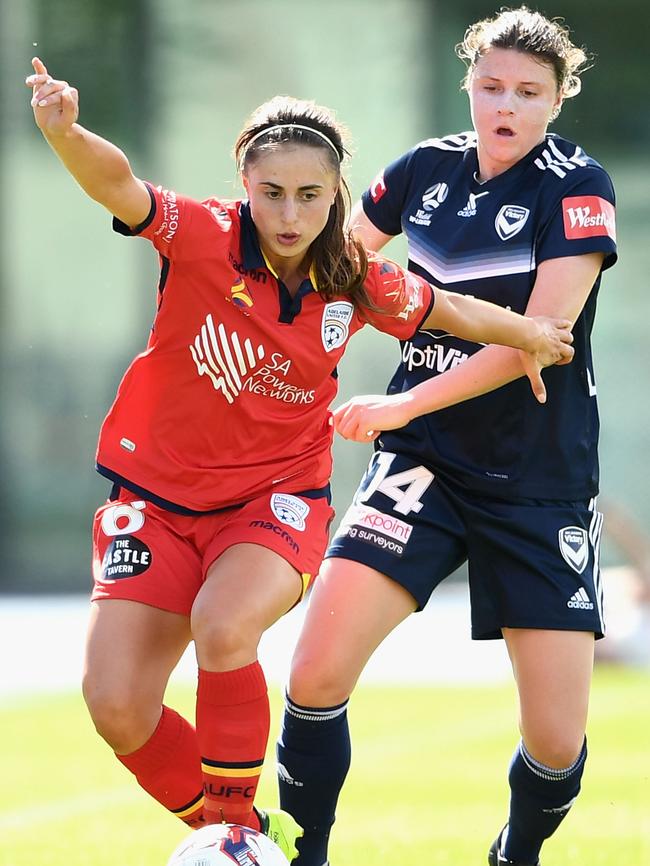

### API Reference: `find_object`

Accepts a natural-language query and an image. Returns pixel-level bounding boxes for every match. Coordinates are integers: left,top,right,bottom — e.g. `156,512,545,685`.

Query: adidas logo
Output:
277,763,303,787
543,796,577,815
457,190,490,217
567,587,594,610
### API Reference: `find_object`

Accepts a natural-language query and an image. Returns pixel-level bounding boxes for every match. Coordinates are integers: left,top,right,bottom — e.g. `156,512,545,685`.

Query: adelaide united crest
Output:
321,301,354,352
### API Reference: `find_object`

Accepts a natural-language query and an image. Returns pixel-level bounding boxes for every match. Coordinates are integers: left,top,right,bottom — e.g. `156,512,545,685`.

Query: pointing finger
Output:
32,56,48,76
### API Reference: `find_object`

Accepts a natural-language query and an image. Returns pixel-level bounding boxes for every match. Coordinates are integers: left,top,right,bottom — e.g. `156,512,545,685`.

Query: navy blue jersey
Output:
361,132,617,500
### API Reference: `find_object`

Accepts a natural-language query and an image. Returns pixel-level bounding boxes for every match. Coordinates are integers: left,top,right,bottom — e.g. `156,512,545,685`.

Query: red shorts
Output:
91,487,335,615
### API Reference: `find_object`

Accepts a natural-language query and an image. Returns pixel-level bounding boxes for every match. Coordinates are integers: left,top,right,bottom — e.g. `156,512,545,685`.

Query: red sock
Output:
117,706,204,827
196,662,270,827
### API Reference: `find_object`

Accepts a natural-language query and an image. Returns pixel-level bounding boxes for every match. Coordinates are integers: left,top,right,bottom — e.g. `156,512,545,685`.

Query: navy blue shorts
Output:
326,451,605,640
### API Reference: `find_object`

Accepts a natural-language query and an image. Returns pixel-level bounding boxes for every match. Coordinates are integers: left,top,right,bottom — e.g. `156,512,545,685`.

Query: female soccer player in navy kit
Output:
278,8,617,866
26,49,572,861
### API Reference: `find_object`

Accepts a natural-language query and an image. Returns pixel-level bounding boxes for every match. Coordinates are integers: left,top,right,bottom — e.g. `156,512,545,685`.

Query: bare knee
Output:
289,649,354,708
192,607,261,670
521,727,586,769
82,671,160,754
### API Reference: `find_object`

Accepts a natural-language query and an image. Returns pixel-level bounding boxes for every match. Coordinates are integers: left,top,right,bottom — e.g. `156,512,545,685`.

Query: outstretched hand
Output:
333,315,575,442
332,392,415,442
25,57,79,136
521,316,574,403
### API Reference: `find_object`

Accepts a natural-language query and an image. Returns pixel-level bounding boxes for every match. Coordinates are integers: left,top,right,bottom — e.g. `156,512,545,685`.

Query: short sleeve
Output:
360,148,416,237
112,183,234,261
361,253,434,340
537,168,617,271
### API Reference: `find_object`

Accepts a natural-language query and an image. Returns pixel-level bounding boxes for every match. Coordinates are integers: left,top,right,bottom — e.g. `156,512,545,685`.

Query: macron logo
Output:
562,196,616,241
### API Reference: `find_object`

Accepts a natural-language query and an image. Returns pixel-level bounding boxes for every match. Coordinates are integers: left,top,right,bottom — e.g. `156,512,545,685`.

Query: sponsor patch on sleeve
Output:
562,195,616,241
369,172,387,204
153,187,180,243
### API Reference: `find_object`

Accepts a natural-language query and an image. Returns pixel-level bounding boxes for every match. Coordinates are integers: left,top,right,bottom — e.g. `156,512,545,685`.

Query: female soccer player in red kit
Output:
26,56,572,860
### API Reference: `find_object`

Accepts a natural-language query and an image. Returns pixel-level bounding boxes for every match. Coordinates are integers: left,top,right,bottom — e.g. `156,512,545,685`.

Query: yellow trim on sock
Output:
201,763,263,778
173,795,205,818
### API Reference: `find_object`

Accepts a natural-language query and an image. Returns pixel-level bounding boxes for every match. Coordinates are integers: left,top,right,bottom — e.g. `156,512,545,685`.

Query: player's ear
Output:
550,94,563,122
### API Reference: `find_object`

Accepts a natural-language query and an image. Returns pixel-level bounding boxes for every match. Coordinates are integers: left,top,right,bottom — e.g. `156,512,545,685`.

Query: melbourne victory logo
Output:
558,526,589,574
495,204,530,240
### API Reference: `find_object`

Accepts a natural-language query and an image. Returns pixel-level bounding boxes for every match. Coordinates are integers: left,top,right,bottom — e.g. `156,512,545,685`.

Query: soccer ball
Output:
166,823,290,866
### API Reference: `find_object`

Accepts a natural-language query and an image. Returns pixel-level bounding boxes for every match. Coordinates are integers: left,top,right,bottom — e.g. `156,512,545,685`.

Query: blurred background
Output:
0,0,648,666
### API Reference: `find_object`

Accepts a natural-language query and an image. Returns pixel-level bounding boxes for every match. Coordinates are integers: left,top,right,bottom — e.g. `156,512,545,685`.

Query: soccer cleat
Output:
488,828,540,866
256,807,303,863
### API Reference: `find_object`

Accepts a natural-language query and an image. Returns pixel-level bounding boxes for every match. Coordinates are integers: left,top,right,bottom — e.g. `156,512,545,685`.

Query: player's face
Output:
469,47,562,181
243,146,339,275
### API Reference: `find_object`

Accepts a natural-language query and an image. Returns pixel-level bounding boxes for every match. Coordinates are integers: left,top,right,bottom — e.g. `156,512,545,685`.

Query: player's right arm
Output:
348,201,394,252
25,57,151,228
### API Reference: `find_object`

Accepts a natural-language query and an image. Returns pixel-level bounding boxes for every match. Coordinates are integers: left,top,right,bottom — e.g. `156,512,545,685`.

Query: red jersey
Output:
96,184,434,511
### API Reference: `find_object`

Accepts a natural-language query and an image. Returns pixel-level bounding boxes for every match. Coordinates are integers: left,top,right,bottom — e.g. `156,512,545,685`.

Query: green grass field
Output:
1,667,648,866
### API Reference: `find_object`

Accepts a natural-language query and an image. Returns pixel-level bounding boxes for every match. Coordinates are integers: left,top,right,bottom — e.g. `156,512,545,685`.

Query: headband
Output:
242,123,341,163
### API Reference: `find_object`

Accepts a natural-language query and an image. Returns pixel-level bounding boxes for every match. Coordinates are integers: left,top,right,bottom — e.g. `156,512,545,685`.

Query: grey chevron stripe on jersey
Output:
409,237,535,285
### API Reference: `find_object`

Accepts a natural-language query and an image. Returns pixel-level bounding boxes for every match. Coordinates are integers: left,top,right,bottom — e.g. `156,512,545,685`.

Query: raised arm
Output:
25,57,151,227
334,252,603,441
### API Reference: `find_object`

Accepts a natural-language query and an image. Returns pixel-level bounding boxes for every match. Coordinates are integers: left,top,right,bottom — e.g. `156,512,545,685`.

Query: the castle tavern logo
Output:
558,525,589,574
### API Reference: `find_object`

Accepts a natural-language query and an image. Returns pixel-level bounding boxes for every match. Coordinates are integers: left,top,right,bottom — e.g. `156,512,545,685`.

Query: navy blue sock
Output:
276,694,351,866
503,738,587,863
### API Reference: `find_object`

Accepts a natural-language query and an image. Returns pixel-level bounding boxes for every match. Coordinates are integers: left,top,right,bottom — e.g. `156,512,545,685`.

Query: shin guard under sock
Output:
277,694,351,866
196,662,270,827
117,705,204,827
503,738,587,863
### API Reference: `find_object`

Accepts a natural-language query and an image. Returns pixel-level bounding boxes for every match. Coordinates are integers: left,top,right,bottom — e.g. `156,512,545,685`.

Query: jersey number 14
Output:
357,452,434,516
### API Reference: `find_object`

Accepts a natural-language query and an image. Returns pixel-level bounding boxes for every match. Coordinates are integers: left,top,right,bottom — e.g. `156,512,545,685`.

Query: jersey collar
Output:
238,200,319,323
239,201,266,271
465,136,553,189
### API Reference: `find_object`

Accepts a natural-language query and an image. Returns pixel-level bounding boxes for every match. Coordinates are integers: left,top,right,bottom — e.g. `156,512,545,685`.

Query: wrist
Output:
43,122,81,144
521,317,541,353
404,384,434,420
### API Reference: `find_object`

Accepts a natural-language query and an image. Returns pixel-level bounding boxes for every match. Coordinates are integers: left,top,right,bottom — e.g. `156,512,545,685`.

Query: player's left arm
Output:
522,252,605,322
421,284,575,376
334,252,603,441
516,251,605,389
349,201,395,252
